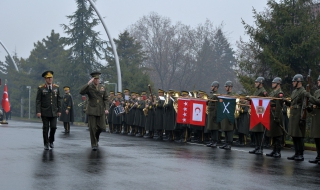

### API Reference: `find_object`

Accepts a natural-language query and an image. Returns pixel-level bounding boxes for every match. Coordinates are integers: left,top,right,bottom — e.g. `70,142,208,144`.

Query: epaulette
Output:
53,84,59,87
39,84,45,88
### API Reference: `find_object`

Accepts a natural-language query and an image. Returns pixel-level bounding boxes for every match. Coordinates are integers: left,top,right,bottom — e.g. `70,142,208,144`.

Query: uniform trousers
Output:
42,116,57,146
88,115,103,147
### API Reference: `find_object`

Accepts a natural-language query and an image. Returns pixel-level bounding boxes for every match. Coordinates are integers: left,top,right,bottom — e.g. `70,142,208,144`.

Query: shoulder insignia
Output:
39,84,45,88
53,84,59,87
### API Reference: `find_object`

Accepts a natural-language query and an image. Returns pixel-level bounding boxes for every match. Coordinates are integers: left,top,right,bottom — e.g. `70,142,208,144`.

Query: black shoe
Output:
211,142,217,148
219,144,227,149
135,133,142,137
175,139,185,143
224,144,231,150
206,143,212,147
266,150,276,157
273,152,281,158
255,149,263,155
49,142,54,149
249,148,258,154
309,157,320,164
44,144,49,150
92,146,98,151
295,155,304,161
287,154,297,160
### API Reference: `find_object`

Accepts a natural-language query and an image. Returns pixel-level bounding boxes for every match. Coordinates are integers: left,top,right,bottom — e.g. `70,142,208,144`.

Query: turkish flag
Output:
250,98,270,130
2,84,10,113
176,98,207,126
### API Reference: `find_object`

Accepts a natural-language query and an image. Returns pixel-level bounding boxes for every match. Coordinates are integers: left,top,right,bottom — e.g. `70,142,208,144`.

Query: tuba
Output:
173,91,180,113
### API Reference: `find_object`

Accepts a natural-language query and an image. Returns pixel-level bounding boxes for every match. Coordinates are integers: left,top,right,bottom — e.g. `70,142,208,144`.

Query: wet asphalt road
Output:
0,120,320,190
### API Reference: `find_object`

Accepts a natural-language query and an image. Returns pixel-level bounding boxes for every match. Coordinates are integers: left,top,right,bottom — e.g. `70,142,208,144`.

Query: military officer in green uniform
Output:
284,74,306,161
235,92,250,146
206,81,220,148
304,75,320,164
111,92,124,134
36,71,62,150
266,77,284,158
59,86,74,134
153,89,165,140
79,71,109,151
249,77,268,155
219,81,234,150
163,89,176,141
144,94,155,138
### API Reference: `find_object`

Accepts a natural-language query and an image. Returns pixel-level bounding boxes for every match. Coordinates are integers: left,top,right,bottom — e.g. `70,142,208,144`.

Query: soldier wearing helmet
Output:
284,74,306,161
219,81,234,150
303,75,320,164
266,77,284,158
206,81,221,148
249,76,268,155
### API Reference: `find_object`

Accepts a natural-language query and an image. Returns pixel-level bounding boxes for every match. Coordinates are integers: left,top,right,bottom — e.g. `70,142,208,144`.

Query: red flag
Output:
176,98,207,126
176,98,190,124
250,98,270,130
2,84,10,113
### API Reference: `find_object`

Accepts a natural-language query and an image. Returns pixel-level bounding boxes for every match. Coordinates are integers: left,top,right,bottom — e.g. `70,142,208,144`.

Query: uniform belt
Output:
290,105,301,109
313,105,320,109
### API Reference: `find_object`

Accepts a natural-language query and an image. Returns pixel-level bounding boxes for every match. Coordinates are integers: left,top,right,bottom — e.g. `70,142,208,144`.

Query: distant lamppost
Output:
104,81,117,93
26,86,31,119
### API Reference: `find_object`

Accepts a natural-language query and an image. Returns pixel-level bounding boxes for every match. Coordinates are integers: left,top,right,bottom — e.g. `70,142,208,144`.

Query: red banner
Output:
176,98,206,126
2,84,10,113
250,98,270,130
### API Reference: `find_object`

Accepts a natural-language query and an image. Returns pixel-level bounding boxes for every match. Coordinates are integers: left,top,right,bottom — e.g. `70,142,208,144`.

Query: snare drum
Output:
114,106,125,116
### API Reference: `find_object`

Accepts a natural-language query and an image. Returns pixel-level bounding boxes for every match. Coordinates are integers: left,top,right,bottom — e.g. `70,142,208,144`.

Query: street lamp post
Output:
26,86,31,119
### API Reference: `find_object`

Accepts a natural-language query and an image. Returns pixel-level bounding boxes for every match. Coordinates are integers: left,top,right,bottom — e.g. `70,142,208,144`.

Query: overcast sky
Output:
0,0,271,63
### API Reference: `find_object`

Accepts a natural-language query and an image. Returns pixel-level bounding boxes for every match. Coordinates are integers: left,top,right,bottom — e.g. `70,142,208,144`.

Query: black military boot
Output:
287,151,298,160
219,143,227,149
273,145,281,158
308,156,320,164
211,141,217,148
266,147,276,157
255,148,263,155
224,142,231,150
295,151,304,161
249,147,258,154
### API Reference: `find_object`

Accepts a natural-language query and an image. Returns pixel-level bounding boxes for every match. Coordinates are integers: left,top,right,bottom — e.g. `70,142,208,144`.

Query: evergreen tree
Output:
61,0,107,92
238,0,320,94
103,31,153,93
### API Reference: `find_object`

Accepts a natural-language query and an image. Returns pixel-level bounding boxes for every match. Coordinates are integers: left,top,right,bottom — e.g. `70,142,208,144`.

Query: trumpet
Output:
78,101,86,107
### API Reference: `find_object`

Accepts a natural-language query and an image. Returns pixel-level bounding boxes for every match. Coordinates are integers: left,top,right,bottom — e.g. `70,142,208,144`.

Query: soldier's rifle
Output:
301,69,312,121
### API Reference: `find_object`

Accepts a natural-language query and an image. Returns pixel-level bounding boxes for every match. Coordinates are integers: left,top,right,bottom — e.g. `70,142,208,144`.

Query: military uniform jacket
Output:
163,98,176,130
127,99,137,125
79,84,109,116
220,91,234,131
206,91,220,130
154,98,165,130
266,88,284,137
285,87,306,137
36,84,62,117
250,87,268,132
139,100,146,128
145,101,155,131
59,93,74,122
236,100,250,135
307,89,320,138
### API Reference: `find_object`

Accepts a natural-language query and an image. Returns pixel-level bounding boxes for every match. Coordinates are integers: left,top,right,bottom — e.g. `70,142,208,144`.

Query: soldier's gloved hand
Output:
274,117,280,123
306,106,313,113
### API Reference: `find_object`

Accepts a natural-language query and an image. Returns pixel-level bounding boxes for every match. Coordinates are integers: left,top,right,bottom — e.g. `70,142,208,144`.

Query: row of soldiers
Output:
103,74,320,165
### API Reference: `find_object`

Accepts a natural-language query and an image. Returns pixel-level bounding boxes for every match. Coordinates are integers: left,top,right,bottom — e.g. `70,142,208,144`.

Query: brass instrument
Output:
143,99,150,116
235,98,240,118
125,102,129,114
173,91,180,113
164,92,170,106
193,90,198,98
78,101,86,107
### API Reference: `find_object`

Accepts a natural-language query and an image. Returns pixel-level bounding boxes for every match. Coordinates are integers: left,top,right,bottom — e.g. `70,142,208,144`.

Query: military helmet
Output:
224,81,233,87
255,77,265,83
317,75,320,81
272,77,282,84
211,81,219,88
292,74,303,82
